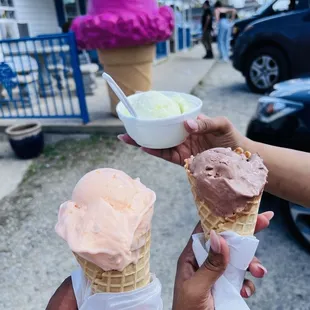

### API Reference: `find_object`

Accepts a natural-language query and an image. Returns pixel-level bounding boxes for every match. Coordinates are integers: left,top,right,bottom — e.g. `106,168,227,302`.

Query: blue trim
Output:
79,0,86,15
156,41,168,60
178,27,184,50
0,33,71,43
0,115,82,119
67,32,90,124
186,28,191,48
54,0,66,27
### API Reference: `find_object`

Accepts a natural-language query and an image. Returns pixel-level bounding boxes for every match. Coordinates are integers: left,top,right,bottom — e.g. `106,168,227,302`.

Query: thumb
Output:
193,230,230,290
185,115,232,135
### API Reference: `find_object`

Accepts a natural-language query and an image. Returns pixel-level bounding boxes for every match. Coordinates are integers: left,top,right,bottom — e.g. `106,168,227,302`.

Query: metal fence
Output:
0,32,90,123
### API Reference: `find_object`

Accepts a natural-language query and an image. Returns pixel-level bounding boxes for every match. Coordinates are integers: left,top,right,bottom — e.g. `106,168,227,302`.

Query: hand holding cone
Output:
55,168,156,294
185,147,268,240
74,231,151,293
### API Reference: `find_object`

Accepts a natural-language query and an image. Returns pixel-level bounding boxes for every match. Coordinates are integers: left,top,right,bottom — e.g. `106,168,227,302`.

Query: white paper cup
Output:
116,91,203,149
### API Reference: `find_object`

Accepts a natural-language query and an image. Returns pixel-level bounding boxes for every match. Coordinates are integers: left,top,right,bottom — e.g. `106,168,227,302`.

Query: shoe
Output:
203,51,214,59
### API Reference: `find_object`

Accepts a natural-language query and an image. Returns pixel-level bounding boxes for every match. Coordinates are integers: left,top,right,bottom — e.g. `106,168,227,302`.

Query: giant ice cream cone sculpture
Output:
55,168,156,293
71,0,174,116
185,148,268,240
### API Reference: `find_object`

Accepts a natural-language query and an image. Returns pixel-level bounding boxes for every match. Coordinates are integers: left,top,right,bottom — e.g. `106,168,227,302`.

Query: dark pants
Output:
202,30,213,53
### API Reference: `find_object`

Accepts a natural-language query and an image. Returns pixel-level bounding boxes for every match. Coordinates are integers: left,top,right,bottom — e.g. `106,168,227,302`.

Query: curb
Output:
0,121,125,135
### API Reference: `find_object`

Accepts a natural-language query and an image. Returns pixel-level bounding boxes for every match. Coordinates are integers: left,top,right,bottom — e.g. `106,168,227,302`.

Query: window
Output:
0,0,15,19
0,0,14,7
272,0,303,11
64,0,80,23
272,0,290,11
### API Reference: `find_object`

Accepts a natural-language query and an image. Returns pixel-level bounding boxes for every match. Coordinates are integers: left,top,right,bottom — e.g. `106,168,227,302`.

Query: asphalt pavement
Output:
1,62,309,310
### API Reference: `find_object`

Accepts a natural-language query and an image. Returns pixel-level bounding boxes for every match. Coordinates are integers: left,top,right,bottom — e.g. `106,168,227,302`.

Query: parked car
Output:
233,7,310,93
231,0,309,46
246,79,310,247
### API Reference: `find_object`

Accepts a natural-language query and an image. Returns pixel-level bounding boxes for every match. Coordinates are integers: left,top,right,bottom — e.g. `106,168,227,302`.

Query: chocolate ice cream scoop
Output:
187,147,268,217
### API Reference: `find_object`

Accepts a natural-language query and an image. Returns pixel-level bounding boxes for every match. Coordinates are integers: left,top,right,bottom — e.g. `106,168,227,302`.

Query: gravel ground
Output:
1,63,309,310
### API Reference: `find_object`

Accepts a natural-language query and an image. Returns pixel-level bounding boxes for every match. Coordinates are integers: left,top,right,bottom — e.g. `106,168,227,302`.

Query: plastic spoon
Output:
102,72,137,118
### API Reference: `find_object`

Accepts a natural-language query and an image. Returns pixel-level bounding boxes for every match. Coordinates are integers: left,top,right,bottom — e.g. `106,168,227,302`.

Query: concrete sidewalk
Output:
0,138,32,201
0,45,215,134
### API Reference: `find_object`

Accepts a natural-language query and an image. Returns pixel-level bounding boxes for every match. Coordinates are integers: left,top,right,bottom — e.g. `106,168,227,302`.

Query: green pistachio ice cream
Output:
122,91,192,119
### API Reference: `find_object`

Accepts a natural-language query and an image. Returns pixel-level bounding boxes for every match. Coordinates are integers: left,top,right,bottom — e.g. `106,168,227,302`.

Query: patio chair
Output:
46,53,72,91
16,72,39,105
6,56,39,105
0,62,17,103
0,56,39,106
4,55,38,73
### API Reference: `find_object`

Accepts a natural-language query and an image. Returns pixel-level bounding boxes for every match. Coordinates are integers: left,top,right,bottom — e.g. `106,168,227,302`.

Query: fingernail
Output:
264,211,274,221
257,263,268,275
210,230,221,254
245,286,252,297
117,134,125,142
187,119,198,131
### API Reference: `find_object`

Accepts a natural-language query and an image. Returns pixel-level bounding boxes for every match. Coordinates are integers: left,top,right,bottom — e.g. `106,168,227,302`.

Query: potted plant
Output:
5,122,44,159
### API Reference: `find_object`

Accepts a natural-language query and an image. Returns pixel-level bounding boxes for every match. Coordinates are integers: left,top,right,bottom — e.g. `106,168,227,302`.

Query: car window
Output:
295,0,310,9
255,0,276,15
272,0,309,11
272,0,291,11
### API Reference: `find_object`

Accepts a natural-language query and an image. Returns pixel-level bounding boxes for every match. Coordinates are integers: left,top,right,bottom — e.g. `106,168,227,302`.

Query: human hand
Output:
118,115,248,166
46,277,77,310
172,211,274,310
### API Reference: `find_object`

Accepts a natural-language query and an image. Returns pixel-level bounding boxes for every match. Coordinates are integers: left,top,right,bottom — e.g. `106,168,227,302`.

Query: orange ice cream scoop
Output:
55,168,156,271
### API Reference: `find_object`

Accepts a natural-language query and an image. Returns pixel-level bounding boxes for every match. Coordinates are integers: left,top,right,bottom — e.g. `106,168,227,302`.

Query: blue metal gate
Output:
0,32,89,123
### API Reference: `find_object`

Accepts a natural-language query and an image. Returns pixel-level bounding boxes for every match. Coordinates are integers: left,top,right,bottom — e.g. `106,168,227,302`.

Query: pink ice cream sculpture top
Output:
71,0,174,50
55,168,156,271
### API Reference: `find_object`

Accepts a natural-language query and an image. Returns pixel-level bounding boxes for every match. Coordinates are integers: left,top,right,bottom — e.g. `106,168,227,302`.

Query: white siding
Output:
14,0,61,36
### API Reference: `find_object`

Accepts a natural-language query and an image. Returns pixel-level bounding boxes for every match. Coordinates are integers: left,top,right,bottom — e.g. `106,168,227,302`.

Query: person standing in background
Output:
201,1,214,59
214,1,236,22
214,1,236,62
217,12,231,62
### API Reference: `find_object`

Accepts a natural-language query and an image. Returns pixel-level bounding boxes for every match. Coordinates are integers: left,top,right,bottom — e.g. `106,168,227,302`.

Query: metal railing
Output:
0,32,90,123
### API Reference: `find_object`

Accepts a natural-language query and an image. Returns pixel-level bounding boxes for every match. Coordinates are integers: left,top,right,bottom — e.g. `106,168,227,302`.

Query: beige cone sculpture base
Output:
98,45,155,116
74,231,151,294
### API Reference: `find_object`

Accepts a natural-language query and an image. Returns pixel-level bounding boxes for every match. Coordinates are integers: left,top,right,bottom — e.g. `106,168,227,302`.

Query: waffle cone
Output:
185,160,262,239
97,45,155,116
74,231,151,294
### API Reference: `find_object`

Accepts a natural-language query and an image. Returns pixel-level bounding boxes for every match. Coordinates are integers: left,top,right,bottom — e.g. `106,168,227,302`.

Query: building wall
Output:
14,0,60,36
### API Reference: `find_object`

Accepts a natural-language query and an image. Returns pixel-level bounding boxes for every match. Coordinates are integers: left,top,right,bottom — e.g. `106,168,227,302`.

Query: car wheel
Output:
245,47,289,94
286,202,310,250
